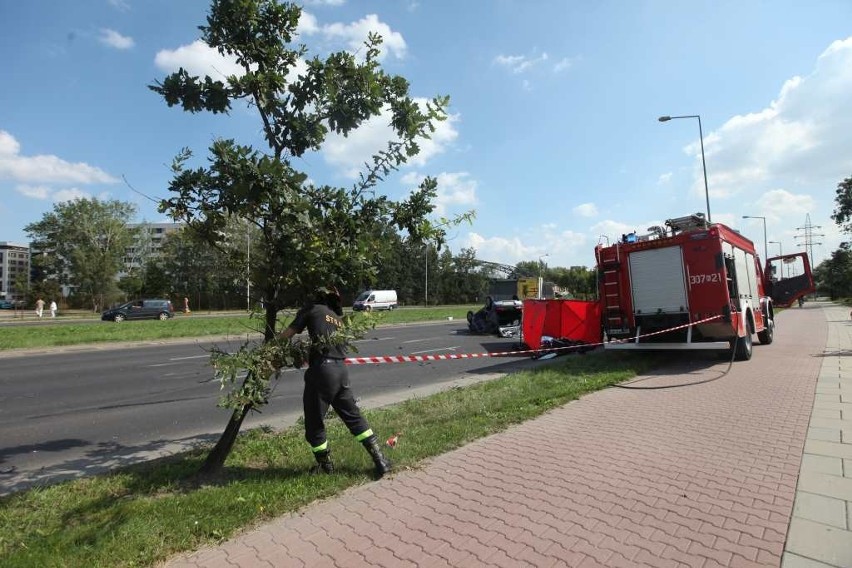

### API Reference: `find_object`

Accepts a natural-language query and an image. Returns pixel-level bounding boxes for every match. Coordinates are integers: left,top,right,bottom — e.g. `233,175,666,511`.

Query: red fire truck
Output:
522,213,814,361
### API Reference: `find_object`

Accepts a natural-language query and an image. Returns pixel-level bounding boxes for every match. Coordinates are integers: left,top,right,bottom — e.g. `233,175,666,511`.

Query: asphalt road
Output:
0,321,536,495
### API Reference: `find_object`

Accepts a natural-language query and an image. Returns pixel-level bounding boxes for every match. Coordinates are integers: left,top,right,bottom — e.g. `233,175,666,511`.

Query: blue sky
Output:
1,0,851,270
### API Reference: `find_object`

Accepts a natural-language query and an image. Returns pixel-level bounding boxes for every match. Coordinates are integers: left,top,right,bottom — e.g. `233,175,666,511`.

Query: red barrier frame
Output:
522,299,602,350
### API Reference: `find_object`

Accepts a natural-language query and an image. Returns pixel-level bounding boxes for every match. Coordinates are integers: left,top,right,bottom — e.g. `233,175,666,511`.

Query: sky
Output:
1,0,851,270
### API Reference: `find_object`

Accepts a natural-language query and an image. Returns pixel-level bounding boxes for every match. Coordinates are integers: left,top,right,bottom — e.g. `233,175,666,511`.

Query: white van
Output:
353,289,398,311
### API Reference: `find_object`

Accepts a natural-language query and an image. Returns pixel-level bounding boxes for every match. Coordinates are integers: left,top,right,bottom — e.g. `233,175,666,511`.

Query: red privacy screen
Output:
522,299,602,350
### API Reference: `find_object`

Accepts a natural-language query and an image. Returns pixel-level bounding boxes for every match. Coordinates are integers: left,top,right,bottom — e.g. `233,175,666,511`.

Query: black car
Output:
101,299,175,322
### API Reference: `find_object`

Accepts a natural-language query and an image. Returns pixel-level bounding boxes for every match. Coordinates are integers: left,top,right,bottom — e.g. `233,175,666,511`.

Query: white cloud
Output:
323,100,459,177
99,29,134,50
53,188,90,202
465,36,852,269
0,130,117,185
14,184,101,203
108,0,130,10
553,56,579,73
493,52,548,74
154,40,246,79
0,130,20,156
402,171,477,216
573,203,598,218
590,220,637,243
754,189,816,222
464,232,537,264
315,14,406,60
15,185,50,199
302,0,345,5
462,223,587,268
688,36,852,201
297,11,320,36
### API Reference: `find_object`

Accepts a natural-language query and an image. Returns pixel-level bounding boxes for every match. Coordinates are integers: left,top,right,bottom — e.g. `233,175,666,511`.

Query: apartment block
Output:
124,222,183,270
0,242,30,302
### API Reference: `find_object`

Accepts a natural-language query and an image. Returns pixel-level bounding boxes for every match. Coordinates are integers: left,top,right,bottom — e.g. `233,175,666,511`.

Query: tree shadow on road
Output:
0,433,221,496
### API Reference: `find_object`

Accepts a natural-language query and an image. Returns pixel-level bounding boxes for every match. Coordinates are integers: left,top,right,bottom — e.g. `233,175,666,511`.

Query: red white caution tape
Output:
608,313,723,342
345,350,519,365
343,314,723,365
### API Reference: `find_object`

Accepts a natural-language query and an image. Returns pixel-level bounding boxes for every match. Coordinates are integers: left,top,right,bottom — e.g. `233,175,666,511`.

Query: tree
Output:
25,198,138,312
515,260,540,279
825,174,852,300
158,221,249,310
151,0,461,473
831,175,852,234
814,245,852,300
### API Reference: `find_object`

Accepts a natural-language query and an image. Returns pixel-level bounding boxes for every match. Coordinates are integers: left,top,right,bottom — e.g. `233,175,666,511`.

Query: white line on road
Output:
168,354,210,361
410,346,459,355
402,337,445,344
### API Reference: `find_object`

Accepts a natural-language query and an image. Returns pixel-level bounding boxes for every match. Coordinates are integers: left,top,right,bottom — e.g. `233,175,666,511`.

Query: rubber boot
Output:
310,449,334,475
362,435,392,479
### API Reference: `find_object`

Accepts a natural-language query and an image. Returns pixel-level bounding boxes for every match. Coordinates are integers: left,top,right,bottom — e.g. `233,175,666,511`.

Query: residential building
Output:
123,222,183,271
0,242,30,302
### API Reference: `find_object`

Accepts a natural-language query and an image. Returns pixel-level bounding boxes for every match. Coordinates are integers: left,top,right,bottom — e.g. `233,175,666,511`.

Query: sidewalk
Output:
164,302,847,568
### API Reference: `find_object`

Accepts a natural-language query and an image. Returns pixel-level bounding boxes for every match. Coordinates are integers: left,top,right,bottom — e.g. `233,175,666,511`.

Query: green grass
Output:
0,306,477,350
0,351,663,567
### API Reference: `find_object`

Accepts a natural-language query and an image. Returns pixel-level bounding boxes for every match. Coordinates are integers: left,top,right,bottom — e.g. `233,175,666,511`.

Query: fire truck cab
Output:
596,213,773,360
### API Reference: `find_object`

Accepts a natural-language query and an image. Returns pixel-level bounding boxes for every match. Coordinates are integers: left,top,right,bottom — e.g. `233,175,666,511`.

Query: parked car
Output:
101,299,175,322
0,300,14,309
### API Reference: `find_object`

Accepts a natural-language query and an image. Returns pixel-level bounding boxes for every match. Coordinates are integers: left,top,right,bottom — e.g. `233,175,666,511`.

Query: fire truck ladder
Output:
598,244,629,334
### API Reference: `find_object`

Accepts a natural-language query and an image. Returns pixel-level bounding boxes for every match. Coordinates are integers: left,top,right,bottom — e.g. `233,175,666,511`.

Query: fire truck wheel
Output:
757,319,774,345
733,328,753,361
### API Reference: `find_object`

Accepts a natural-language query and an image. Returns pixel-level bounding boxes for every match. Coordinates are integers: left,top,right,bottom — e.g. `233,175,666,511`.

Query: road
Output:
0,321,535,495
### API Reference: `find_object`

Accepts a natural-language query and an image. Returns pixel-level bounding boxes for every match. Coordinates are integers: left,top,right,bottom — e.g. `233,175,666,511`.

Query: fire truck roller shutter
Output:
628,245,689,315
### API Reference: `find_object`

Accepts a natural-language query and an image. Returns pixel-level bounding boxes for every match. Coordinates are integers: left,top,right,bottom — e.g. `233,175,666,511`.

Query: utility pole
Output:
793,213,823,268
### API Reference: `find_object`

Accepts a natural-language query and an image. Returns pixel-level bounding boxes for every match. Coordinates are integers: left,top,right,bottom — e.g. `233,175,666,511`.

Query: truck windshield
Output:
355,292,371,301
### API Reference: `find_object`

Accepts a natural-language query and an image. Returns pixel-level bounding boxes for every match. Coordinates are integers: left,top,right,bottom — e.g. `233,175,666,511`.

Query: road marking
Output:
402,337,444,344
410,346,459,355
148,354,229,367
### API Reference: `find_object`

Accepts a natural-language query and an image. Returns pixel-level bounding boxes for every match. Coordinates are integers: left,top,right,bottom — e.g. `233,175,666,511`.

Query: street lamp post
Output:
742,215,768,264
658,114,711,223
768,240,783,278
425,242,428,306
246,230,250,311
538,254,549,299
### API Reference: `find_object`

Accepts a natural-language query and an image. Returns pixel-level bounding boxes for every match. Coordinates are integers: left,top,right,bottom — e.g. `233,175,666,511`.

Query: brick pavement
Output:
165,302,831,568
783,303,852,567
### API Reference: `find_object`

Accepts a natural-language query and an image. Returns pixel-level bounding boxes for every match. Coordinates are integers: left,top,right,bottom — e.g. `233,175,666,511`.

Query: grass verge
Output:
0,351,662,567
0,306,477,351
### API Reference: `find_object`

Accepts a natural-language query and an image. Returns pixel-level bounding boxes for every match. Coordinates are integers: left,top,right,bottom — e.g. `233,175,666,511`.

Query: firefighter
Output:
278,286,392,479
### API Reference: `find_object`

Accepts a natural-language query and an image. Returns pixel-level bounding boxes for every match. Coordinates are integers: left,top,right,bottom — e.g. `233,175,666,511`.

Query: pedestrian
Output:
278,285,392,479
49,300,57,318
183,296,191,314
35,297,45,318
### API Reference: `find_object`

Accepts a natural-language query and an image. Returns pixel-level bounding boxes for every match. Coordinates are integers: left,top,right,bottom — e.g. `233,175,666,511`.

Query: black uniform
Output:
287,303,372,451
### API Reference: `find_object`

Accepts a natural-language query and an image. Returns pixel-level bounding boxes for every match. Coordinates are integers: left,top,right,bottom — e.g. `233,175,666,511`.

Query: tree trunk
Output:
198,402,252,475
199,294,279,475
264,302,278,342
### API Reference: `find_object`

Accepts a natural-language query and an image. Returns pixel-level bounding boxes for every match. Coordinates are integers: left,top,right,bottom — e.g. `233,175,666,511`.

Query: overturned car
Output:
467,296,523,337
